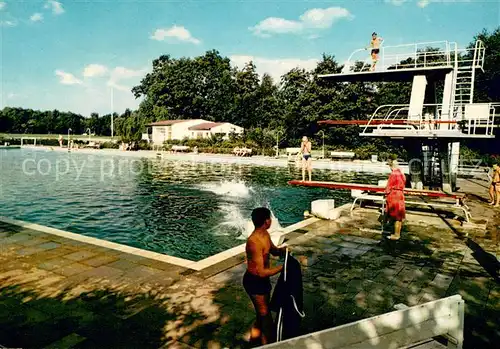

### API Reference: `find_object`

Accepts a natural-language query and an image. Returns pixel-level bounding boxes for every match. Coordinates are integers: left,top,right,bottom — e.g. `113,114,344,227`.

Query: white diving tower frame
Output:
319,39,499,192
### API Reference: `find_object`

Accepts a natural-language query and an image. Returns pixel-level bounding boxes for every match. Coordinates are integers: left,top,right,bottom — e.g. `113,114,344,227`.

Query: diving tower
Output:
319,39,499,192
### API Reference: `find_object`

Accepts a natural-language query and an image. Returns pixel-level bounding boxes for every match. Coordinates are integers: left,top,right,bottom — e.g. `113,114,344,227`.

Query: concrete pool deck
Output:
0,178,498,348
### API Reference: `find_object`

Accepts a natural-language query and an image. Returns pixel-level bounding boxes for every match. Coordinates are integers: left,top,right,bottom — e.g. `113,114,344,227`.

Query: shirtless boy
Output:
489,164,500,207
243,207,286,345
367,32,384,71
301,136,312,182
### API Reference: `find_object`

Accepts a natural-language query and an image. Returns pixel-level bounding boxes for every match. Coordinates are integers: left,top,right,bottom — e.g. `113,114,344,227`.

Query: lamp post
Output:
275,129,283,158
318,130,325,159
67,128,72,149
110,86,114,139
86,128,91,143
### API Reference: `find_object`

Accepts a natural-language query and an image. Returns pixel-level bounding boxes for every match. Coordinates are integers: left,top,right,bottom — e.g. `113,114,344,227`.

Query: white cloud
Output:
250,7,352,37
417,0,431,7
7,93,18,99
385,0,407,5
55,70,82,85
30,13,43,22
251,17,303,36
49,64,146,116
230,55,319,82
107,66,148,92
0,20,17,27
83,64,108,78
151,25,201,44
44,0,64,15
299,7,352,28
0,2,6,10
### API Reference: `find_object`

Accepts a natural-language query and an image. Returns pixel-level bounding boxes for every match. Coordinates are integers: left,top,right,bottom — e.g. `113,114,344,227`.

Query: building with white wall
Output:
142,119,244,144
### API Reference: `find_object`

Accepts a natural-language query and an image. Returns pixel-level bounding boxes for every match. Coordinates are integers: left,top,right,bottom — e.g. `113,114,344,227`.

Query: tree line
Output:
1,27,498,156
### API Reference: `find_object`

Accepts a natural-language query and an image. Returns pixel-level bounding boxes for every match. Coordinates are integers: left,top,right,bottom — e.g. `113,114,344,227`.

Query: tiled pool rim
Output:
0,215,320,271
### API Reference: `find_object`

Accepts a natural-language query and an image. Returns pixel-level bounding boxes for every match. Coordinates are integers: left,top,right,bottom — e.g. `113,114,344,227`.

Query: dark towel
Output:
270,249,305,341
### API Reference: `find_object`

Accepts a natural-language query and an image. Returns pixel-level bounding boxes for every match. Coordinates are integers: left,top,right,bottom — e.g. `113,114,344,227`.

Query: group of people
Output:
242,159,406,345
242,160,500,345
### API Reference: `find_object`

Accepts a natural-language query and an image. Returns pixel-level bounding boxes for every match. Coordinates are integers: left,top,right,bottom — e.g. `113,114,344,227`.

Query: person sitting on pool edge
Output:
243,207,287,345
301,136,312,182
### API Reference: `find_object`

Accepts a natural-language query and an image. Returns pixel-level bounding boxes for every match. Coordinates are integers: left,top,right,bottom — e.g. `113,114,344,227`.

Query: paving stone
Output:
338,247,366,258
107,259,140,270
43,333,87,349
121,265,162,282
486,286,500,311
37,242,61,250
23,247,74,264
338,241,360,249
1,233,33,244
81,255,119,267
17,237,49,247
79,265,124,279
392,266,421,288
297,254,320,267
120,253,149,264
54,262,94,277
63,250,99,262
429,273,455,290
17,246,46,256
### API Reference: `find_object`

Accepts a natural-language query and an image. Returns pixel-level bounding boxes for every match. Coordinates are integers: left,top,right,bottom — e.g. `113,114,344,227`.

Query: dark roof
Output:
147,120,190,126
188,122,226,131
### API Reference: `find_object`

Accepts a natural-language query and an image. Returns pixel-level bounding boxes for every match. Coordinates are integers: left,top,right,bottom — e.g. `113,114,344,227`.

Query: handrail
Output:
339,39,486,75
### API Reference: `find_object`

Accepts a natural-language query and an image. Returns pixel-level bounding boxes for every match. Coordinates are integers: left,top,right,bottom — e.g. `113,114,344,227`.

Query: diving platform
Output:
315,38,497,193
318,66,453,82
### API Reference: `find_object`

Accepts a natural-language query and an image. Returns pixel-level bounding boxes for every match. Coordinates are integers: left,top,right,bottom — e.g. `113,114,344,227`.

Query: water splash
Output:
197,179,254,198
216,204,282,240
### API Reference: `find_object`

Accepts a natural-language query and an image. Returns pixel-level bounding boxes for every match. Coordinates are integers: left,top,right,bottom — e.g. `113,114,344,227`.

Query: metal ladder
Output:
453,64,474,105
452,39,485,106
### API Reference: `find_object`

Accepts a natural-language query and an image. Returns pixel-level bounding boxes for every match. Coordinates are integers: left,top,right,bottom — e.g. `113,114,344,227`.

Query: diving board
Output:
319,66,453,82
288,180,465,199
289,180,471,221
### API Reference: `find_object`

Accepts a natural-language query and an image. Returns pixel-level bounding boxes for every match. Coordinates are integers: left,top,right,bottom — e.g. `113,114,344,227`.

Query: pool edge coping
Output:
0,216,320,271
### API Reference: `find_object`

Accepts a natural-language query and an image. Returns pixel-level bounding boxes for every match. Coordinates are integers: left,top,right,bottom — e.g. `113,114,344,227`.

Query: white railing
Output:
460,103,500,137
340,40,485,74
360,103,456,134
361,102,498,137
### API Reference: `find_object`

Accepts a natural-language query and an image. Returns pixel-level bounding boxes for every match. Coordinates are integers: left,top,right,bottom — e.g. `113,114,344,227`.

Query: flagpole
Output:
110,86,114,139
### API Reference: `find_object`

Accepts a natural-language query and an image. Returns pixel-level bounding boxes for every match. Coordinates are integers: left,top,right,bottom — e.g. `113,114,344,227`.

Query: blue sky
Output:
1,0,498,116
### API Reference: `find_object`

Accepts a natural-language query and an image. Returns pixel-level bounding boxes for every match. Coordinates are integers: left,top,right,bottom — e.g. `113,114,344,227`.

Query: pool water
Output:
0,149,384,261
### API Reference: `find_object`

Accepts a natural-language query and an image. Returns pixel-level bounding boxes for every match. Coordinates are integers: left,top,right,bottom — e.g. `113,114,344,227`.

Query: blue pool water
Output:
0,149,383,261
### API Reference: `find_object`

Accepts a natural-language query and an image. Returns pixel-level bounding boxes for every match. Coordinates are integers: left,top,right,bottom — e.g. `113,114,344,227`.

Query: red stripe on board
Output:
287,180,464,199
317,120,458,125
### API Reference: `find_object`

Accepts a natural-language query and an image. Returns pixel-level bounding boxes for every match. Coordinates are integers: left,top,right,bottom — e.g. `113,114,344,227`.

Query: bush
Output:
354,144,380,160
197,147,233,154
100,141,119,149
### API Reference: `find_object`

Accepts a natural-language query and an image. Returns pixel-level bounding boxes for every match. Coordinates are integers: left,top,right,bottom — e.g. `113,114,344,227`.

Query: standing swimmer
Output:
367,32,384,71
301,136,312,182
489,164,500,207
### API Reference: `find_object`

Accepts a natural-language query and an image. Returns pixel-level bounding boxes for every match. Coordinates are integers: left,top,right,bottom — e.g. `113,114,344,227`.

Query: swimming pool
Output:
0,149,384,261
